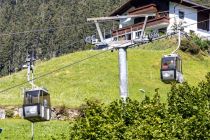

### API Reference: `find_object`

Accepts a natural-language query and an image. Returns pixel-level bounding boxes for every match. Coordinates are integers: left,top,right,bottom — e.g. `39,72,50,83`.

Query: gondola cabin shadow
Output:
160,54,184,83
23,88,51,122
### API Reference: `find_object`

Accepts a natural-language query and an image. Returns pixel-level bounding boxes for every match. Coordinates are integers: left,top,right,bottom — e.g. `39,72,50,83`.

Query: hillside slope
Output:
0,39,209,107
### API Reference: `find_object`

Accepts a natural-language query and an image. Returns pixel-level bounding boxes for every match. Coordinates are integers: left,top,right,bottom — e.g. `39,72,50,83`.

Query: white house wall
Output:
117,2,210,39
168,2,210,38
168,2,197,33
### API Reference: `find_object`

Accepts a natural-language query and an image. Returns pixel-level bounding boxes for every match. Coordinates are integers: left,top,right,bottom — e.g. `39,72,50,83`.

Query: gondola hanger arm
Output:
172,28,181,54
26,57,37,89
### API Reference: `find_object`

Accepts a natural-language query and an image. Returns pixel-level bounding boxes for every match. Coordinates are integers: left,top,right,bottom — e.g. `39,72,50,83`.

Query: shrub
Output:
70,73,210,139
180,39,200,54
84,44,94,50
181,33,210,55
192,34,210,51
5,109,14,118
168,73,210,139
58,105,68,116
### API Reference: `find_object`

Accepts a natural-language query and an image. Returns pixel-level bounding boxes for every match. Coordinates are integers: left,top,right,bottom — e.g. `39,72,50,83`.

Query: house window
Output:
197,11,209,31
135,31,142,39
124,33,131,40
179,11,184,19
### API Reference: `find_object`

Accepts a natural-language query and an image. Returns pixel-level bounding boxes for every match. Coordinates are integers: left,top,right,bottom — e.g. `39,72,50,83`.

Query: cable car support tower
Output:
87,13,156,102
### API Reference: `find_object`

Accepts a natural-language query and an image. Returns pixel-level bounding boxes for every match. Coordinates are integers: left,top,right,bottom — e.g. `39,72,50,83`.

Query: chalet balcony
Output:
112,16,170,37
111,3,170,39
108,0,210,41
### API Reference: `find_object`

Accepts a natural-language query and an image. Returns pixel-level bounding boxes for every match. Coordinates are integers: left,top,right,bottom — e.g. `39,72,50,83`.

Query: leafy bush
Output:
84,44,95,50
5,109,14,118
191,34,210,51
180,39,200,55
168,73,210,139
70,73,210,139
181,33,210,55
58,105,68,116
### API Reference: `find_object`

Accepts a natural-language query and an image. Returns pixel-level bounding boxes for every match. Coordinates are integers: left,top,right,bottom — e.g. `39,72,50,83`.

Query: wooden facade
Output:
110,0,210,38
110,0,169,16
112,16,169,36
111,0,210,16
128,4,158,15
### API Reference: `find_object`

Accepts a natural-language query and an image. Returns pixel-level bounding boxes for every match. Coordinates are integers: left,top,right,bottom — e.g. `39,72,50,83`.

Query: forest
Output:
0,0,209,76
0,0,126,76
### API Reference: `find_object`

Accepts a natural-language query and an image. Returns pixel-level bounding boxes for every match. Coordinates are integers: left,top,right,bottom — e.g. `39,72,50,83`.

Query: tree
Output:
0,0,127,76
70,73,210,139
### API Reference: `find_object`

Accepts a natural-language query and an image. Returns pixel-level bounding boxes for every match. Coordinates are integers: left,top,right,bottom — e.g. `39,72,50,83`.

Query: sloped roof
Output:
110,0,210,16
128,4,157,15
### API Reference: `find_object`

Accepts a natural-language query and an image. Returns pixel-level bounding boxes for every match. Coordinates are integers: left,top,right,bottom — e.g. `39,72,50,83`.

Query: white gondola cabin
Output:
160,54,184,83
23,88,51,122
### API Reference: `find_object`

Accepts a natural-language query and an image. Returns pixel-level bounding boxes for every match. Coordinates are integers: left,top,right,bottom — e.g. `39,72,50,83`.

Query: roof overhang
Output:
128,4,158,15
110,0,133,16
110,0,210,16
177,0,210,9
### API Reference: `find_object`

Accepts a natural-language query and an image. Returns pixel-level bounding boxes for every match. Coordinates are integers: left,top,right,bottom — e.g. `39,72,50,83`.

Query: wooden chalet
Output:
109,0,210,40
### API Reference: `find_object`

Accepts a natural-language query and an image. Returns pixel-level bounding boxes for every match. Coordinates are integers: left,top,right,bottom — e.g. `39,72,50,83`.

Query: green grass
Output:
0,119,71,139
0,39,209,140
0,39,209,107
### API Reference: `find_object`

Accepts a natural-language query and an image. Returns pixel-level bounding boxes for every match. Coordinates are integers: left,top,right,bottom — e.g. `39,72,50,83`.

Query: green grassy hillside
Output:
0,119,71,139
0,39,209,107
